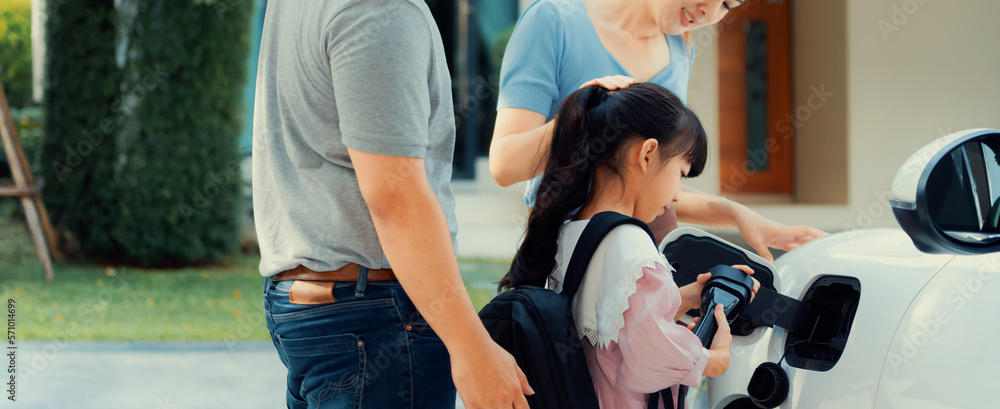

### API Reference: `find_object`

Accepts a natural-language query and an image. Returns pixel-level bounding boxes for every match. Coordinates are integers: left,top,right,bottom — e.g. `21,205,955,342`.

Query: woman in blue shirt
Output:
490,0,825,260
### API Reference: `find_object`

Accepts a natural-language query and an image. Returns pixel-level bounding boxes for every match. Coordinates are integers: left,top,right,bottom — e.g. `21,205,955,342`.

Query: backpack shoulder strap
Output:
561,211,655,299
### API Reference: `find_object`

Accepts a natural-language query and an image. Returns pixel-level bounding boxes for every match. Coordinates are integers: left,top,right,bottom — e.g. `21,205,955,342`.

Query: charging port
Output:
783,275,861,371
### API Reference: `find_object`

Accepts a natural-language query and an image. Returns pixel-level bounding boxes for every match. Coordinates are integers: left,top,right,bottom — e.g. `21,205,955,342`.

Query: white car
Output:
660,129,1000,409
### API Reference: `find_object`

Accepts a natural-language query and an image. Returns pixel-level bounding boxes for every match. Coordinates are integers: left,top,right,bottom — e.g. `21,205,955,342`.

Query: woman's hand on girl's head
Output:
579,75,637,90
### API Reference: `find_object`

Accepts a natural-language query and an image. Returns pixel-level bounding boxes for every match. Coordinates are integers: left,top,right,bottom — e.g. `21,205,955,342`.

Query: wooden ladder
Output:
0,79,59,281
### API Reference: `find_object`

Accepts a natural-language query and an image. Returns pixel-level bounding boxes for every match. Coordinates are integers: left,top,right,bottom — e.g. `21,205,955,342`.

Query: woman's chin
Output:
662,26,686,36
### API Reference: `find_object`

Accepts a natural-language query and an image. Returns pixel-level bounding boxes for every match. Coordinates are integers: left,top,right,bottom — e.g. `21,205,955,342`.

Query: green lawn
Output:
0,215,509,341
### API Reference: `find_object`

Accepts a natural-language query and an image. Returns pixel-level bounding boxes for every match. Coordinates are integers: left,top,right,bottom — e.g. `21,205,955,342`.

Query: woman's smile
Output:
680,7,696,27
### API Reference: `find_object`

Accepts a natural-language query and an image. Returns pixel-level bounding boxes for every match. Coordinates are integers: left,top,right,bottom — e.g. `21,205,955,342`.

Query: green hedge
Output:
0,0,33,108
41,0,122,259
42,0,252,266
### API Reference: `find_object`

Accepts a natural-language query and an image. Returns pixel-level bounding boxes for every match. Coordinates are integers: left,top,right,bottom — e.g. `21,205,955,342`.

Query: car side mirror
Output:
892,128,1000,254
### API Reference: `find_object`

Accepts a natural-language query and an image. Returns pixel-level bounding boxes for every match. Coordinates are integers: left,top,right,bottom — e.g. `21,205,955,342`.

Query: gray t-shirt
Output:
252,0,457,276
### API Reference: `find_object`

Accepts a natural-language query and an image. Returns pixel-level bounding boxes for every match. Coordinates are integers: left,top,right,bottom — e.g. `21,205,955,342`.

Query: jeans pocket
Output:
278,333,366,409
405,322,455,406
271,279,293,295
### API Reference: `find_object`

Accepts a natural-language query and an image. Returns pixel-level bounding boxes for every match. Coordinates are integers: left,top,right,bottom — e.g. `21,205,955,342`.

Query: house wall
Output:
842,0,1000,231
685,0,1000,232
792,0,848,205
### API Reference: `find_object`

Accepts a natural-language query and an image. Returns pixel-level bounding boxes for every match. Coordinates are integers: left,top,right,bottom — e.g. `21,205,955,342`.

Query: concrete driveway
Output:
14,342,286,409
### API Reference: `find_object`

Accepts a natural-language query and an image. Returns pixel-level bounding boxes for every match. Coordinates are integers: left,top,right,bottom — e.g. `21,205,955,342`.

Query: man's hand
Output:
453,340,534,409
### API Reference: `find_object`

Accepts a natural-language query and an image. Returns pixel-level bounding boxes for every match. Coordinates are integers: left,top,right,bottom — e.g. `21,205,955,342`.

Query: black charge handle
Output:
691,265,755,347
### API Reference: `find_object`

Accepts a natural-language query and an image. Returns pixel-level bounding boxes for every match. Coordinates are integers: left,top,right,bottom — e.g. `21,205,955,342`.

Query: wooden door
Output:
718,0,793,194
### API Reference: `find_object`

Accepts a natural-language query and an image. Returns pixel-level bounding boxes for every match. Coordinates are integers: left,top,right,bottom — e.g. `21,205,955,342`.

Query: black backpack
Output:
479,212,655,409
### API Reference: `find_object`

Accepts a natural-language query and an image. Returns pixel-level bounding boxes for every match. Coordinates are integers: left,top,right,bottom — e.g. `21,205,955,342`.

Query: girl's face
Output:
634,144,691,223
654,0,744,36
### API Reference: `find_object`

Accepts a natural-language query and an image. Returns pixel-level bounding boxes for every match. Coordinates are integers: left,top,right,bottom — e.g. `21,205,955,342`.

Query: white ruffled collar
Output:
548,220,671,348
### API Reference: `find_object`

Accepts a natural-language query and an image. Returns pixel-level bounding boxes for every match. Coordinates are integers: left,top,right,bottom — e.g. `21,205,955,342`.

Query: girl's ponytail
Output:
499,87,605,290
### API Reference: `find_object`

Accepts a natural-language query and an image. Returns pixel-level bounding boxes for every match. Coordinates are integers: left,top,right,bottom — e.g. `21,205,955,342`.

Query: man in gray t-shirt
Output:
253,1,531,407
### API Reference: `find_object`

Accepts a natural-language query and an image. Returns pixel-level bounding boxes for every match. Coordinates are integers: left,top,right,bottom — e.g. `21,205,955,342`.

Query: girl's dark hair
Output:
499,83,707,291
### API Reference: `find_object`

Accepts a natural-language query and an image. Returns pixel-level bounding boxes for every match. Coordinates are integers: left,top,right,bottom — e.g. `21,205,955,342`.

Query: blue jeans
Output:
264,268,455,408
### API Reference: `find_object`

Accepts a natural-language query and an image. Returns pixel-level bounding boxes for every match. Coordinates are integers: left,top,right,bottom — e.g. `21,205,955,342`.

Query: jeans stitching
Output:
378,287,415,407
356,339,366,409
281,335,362,357
407,329,415,409
289,393,308,407
263,278,275,322
269,298,394,320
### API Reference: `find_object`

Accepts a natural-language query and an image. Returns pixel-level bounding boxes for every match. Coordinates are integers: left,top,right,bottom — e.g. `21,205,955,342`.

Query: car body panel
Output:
704,229,955,408
873,253,1000,408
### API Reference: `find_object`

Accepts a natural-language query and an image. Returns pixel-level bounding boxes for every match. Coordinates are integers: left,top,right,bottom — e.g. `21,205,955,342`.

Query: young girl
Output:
500,83,757,408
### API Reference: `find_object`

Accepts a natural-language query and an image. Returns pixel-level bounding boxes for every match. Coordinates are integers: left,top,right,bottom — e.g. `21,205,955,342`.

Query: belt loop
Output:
355,265,369,297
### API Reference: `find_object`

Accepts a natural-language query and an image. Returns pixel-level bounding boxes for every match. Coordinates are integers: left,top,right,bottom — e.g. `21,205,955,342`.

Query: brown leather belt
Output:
273,263,396,282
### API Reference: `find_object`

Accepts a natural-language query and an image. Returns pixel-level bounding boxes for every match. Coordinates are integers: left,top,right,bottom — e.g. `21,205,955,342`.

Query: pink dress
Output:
551,221,710,409
583,264,710,408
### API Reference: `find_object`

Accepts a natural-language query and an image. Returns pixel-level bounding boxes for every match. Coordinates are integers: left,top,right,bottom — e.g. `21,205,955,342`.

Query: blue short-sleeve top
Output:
497,0,695,208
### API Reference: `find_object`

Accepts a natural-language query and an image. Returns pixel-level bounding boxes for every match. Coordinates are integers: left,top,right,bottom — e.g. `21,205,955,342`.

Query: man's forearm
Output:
366,180,493,356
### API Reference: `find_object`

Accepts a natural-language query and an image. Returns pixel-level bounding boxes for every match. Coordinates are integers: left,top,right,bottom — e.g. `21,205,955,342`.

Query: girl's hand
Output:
579,75,636,90
703,304,732,377
679,265,758,311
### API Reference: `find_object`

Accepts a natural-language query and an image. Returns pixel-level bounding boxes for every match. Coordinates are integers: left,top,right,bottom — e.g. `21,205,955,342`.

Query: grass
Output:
0,212,510,341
